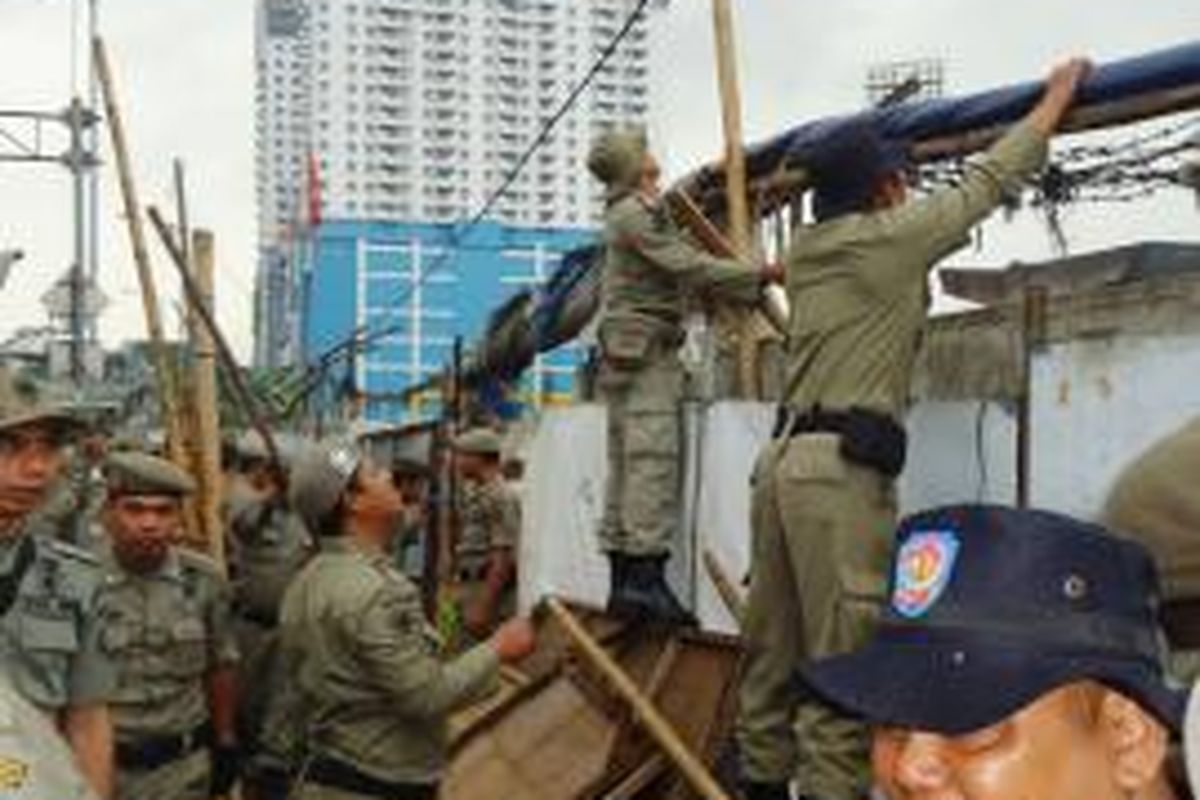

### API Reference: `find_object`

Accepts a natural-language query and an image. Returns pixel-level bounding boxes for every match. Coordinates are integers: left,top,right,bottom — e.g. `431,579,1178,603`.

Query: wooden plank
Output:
603,755,668,800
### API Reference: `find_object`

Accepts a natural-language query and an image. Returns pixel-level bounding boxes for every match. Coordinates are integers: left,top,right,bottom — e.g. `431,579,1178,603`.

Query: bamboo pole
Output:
93,37,194,503
710,0,750,254
147,206,284,473
191,230,225,570
710,0,769,397
545,598,732,800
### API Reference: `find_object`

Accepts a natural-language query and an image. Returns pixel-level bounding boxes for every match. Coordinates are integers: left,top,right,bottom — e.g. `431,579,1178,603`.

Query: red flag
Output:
307,150,322,228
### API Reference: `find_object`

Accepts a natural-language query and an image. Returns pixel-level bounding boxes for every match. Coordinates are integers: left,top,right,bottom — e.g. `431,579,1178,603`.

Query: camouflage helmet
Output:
587,128,648,198
288,438,363,534
0,368,80,437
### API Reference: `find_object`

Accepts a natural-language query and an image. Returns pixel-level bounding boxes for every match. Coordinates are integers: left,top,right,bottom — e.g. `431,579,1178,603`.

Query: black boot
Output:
606,553,631,617
608,554,695,626
741,782,791,800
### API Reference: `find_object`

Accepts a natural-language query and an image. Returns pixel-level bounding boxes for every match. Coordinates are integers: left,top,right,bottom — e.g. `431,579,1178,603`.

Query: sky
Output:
0,0,1196,363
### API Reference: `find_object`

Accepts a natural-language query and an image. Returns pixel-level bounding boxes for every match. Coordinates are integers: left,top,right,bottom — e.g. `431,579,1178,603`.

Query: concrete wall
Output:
521,328,1199,630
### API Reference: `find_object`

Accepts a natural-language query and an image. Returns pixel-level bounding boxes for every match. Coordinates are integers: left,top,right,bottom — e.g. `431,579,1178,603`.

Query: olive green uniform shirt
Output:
600,192,764,331
0,528,115,711
784,121,1049,418
96,546,239,740
226,486,312,623
456,477,520,568
276,538,499,784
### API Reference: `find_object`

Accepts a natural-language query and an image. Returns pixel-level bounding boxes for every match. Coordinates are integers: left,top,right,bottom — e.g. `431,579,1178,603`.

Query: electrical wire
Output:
284,0,654,410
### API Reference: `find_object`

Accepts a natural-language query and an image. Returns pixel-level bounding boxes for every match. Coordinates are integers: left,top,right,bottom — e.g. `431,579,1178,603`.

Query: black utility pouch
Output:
838,408,908,479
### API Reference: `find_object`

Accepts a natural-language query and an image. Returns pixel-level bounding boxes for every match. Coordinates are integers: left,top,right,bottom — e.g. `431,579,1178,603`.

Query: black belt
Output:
238,605,279,628
1161,597,1200,650
308,755,437,800
116,721,212,771
457,563,488,582
774,405,908,478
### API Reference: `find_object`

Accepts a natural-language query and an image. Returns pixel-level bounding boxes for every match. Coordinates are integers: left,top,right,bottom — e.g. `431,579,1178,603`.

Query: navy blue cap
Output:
795,119,909,223
803,504,1186,735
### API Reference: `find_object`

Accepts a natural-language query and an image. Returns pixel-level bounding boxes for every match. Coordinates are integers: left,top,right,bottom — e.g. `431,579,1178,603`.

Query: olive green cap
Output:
1104,415,1200,600
0,368,81,436
587,128,647,198
288,438,362,533
453,427,502,457
104,451,196,497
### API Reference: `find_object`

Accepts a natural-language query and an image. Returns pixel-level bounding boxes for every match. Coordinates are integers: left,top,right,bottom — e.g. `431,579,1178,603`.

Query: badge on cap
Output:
893,530,960,619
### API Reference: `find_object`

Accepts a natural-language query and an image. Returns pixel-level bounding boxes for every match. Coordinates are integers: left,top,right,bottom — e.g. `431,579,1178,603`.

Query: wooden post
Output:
192,230,225,570
1017,285,1047,508
710,0,768,398
93,37,194,514
545,598,733,800
710,0,751,254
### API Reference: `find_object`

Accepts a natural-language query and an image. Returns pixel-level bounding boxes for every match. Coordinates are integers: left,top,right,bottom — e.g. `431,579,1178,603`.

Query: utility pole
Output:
67,97,88,386
0,103,99,386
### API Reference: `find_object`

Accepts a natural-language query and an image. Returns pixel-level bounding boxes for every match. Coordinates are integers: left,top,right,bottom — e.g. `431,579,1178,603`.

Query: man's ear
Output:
1099,690,1169,791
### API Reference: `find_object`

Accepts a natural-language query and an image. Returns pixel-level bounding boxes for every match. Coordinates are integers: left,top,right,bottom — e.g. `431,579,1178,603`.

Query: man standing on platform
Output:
588,128,781,624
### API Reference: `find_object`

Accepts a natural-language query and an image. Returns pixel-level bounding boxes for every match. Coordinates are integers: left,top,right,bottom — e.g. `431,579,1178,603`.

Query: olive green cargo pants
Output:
596,350,685,557
737,434,895,800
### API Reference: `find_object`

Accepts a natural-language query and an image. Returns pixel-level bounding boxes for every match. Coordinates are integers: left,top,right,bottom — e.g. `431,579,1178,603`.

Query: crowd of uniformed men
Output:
1,51,1199,800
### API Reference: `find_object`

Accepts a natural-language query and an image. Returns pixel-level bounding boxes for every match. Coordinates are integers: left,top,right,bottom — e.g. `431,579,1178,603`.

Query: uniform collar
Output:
320,536,387,565
0,530,28,572
99,541,184,583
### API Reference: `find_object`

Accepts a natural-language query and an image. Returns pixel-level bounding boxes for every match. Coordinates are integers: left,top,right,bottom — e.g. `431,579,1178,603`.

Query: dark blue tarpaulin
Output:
738,40,1200,178
474,41,1200,383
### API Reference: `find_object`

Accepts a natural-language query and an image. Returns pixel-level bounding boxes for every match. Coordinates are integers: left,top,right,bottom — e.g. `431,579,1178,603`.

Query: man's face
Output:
393,474,428,507
872,684,1140,800
0,423,66,527
350,459,405,530
106,494,181,572
454,451,491,483
638,151,662,199
243,460,280,495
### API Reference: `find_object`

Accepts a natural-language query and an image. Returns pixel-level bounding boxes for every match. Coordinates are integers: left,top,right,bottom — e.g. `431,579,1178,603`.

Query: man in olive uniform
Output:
96,452,240,800
0,368,115,798
269,439,536,799
26,423,108,547
736,59,1091,800
588,128,781,623
223,430,312,780
389,457,431,581
1104,416,1200,684
452,427,520,639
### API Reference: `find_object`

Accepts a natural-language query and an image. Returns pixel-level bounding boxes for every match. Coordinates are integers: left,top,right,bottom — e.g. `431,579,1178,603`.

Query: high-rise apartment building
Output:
254,0,667,405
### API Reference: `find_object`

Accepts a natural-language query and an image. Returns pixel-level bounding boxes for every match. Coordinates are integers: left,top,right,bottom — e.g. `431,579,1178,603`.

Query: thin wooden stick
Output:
702,549,745,625
545,598,732,800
